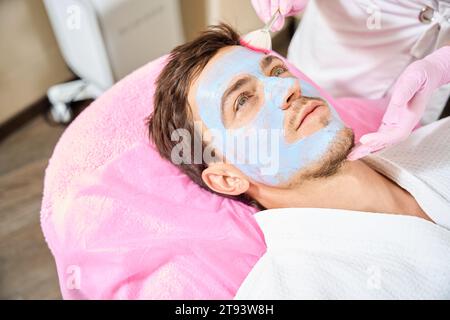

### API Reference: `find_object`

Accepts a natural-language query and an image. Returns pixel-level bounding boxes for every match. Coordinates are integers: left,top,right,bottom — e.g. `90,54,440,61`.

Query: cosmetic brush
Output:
241,9,281,52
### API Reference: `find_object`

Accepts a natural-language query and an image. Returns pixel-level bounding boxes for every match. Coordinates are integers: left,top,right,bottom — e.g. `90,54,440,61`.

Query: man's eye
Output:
235,93,252,112
271,65,287,77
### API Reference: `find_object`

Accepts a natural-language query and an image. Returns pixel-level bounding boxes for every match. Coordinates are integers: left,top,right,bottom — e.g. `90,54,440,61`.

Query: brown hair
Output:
147,23,263,209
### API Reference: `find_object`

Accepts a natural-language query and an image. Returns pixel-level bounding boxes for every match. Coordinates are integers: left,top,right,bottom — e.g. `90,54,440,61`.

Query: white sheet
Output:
235,208,450,299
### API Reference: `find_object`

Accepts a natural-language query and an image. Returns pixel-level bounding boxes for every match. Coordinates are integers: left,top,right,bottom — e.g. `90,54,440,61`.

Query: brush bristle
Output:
240,30,272,53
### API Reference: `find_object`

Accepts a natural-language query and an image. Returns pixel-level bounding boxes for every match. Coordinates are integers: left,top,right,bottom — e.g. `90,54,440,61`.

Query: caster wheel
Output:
50,102,73,124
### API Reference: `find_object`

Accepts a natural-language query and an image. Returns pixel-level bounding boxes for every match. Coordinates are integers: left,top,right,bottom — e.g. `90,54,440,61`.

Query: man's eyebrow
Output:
260,55,279,70
221,76,252,115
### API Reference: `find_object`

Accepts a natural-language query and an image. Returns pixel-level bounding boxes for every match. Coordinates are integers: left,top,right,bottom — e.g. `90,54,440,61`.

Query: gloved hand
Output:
348,46,450,161
251,0,307,32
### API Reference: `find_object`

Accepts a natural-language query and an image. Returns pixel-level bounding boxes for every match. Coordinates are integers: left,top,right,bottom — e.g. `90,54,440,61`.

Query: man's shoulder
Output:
364,117,450,229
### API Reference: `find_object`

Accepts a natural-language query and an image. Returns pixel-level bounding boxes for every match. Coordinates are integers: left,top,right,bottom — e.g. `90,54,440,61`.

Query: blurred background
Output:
0,0,297,299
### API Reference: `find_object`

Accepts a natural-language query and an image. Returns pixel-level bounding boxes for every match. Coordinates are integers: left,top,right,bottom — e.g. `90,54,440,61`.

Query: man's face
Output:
189,46,350,186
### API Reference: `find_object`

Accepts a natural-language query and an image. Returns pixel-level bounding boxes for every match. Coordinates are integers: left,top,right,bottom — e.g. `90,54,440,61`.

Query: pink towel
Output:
41,53,387,299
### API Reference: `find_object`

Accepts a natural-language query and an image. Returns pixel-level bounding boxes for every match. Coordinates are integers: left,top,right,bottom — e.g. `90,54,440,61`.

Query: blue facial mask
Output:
196,47,344,185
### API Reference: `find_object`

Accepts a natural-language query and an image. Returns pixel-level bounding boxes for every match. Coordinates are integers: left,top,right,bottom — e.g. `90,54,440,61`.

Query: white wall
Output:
0,0,73,126
206,0,262,34
180,0,264,41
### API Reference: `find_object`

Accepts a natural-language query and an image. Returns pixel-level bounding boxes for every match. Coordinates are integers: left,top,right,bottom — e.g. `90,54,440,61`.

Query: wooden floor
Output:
0,113,68,299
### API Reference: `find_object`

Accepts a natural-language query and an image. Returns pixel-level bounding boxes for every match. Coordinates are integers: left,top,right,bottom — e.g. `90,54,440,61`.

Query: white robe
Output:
235,117,450,299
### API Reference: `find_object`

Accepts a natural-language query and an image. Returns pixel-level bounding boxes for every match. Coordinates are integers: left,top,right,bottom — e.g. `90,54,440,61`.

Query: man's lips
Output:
295,102,323,130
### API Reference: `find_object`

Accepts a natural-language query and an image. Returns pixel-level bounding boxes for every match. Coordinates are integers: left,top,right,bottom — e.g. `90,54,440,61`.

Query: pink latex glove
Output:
348,46,450,161
251,0,307,32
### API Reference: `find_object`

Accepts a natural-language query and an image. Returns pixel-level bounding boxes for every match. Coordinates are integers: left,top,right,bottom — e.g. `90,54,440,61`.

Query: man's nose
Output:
280,81,301,110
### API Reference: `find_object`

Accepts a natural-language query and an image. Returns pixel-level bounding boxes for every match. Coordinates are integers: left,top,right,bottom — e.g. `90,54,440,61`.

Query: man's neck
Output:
255,160,431,221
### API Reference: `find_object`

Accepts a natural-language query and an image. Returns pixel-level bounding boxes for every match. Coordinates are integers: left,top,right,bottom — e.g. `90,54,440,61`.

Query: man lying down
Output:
147,24,450,299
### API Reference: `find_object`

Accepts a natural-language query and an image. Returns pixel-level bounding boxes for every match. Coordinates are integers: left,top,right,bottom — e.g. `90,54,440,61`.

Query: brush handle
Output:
263,9,281,32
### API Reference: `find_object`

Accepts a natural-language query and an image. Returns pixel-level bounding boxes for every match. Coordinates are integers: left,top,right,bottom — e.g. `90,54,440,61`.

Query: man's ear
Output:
201,164,250,196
